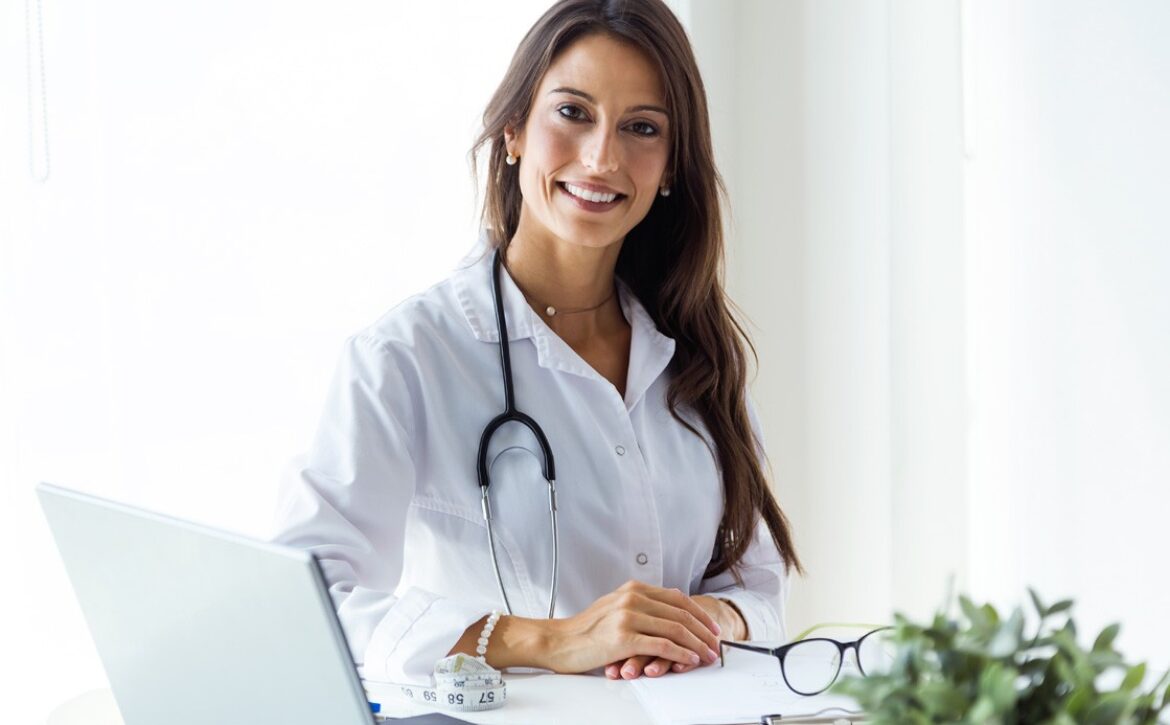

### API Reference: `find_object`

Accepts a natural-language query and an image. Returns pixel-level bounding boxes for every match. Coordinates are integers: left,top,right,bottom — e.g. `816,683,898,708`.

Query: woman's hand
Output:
447,581,732,675
540,580,723,674
603,594,747,680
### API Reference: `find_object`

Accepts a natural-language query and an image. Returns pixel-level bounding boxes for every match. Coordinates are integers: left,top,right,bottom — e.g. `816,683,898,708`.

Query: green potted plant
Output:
834,589,1170,724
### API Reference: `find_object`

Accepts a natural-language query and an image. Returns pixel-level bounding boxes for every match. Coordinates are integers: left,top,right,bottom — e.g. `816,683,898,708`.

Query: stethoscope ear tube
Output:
477,248,559,619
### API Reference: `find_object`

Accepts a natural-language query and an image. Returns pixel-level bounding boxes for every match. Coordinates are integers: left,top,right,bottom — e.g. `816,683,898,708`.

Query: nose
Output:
582,126,619,174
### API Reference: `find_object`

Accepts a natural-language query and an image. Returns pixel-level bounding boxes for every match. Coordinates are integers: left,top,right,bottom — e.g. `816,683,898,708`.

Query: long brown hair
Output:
468,0,803,582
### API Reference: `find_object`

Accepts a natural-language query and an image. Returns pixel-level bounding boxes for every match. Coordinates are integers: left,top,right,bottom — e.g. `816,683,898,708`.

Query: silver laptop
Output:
37,482,376,725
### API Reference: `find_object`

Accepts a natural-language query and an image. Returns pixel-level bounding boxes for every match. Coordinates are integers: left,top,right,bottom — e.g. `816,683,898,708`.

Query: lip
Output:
557,182,625,212
558,180,625,196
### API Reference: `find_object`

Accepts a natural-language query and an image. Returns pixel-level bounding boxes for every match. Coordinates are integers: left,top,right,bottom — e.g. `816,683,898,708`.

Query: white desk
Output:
47,674,657,725
366,673,652,723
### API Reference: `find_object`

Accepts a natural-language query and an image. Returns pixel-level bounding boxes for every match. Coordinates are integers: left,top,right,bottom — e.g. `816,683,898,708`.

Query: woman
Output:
274,0,802,686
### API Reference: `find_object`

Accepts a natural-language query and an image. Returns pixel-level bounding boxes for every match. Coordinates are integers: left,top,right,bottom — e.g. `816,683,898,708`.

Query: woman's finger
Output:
630,632,704,667
622,603,720,664
641,585,722,638
642,656,674,677
630,595,722,657
620,654,654,679
671,659,701,673
631,612,716,663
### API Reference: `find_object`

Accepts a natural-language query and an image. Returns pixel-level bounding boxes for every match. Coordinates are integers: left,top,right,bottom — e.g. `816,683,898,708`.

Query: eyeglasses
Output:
719,624,896,696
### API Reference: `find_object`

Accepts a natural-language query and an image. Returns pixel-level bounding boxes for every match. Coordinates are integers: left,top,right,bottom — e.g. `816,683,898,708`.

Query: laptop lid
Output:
37,482,375,725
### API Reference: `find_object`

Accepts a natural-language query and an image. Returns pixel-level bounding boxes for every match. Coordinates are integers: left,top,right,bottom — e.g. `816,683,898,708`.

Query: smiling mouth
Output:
557,182,627,208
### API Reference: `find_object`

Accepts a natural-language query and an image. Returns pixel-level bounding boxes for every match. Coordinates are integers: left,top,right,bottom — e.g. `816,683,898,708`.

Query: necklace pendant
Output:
546,305,556,316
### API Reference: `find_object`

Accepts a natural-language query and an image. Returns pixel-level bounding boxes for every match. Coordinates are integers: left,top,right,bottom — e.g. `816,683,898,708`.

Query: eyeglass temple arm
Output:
790,621,889,642
718,640,776,667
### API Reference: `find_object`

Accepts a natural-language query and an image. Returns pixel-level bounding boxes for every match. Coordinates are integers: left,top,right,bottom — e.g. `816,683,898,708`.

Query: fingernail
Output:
708,648,718,662
714,622,722,635
647,664,660,675
690,653,700,665
622,666,635,677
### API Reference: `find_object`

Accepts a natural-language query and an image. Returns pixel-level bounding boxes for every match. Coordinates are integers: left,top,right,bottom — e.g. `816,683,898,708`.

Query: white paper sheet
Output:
627,647,865,725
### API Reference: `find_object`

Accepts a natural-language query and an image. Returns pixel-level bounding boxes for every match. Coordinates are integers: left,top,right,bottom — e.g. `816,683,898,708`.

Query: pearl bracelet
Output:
475,610,503,663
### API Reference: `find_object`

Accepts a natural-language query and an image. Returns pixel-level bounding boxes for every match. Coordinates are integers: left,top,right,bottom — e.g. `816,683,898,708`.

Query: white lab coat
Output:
273,241,790,685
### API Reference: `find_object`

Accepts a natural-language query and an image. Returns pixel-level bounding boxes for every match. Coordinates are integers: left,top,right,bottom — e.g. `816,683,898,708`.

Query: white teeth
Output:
564,182,618,204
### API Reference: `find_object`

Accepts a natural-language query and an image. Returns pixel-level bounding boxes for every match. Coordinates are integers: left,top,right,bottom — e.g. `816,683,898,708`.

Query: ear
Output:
503,123,524,157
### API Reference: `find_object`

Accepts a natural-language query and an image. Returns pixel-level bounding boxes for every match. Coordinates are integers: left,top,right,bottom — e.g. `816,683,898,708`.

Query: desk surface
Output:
52,674,657,725
366,672,651,723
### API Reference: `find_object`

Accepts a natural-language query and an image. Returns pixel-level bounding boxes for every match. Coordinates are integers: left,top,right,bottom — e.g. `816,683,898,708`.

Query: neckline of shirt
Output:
450,239,677,408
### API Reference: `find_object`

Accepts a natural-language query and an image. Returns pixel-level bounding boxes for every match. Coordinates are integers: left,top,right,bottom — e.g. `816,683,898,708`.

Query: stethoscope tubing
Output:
477,249,559,618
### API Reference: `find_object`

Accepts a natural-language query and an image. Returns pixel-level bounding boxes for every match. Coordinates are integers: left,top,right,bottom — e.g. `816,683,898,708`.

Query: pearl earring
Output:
506,153,518,166
659,186,671,197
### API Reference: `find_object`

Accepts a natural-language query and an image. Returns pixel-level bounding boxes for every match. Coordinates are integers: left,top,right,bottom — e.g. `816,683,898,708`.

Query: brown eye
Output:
628,121,659,137
557,104,587,121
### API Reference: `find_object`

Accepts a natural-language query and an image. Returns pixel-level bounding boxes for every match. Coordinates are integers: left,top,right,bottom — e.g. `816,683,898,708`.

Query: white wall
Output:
964,0,1170,664
682,0,943,633
683,0,1170,666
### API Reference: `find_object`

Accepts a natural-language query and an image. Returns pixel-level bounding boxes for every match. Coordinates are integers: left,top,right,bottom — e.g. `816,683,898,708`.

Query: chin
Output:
553,218,635,250
556,228,625,250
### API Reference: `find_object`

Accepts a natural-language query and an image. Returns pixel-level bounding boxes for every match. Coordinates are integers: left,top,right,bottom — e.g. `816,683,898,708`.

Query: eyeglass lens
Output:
781,639,841,694
781,629,897,695
856,628,896,676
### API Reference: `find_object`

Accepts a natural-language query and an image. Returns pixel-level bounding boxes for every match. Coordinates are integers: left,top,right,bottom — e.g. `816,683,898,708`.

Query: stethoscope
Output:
477,249,559,618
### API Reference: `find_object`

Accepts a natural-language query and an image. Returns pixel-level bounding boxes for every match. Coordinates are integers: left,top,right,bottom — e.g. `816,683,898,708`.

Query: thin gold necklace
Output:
538,288,616,317
505,264,617,317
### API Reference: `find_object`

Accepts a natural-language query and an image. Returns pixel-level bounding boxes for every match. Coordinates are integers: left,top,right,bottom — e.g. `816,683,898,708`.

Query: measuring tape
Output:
371,654,507,714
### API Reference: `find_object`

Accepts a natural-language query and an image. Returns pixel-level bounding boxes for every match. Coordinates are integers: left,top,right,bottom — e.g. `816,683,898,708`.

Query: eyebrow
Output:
548,87,669,117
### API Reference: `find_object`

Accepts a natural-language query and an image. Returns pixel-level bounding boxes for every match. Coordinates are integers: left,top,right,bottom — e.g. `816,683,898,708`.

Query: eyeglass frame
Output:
719,624,895,697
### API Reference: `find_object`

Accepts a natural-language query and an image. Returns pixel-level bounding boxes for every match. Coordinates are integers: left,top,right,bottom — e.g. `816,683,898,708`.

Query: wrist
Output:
488,615,555,671
718,597,750,640
696,595,748,641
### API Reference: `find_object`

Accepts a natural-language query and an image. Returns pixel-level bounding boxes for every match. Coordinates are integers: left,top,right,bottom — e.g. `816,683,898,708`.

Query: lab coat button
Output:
636,552,648,565
615,445,626,456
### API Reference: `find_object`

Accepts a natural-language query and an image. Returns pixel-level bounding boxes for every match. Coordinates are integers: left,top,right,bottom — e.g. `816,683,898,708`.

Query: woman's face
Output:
505,33,671,252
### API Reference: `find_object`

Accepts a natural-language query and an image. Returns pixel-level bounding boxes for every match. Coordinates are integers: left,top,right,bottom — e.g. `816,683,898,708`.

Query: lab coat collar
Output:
617,279,677,411
451,238,537,344
451,235,677,410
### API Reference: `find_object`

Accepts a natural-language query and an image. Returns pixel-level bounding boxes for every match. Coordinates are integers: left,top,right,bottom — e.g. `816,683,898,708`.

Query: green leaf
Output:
980,662,1018,711
1093,623,1121,654
1051,628,1078,656
1029,587,1047,617
988,608,1024,658
1088,650,1124,673
960,595,988,631
1130,692,1156,721
1047,599,1074,616
1054,656,1077,687
916,681,967,718
968,695,997,723
1065,685,1092,715
982,603,1002,629
1084,691,1130,724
